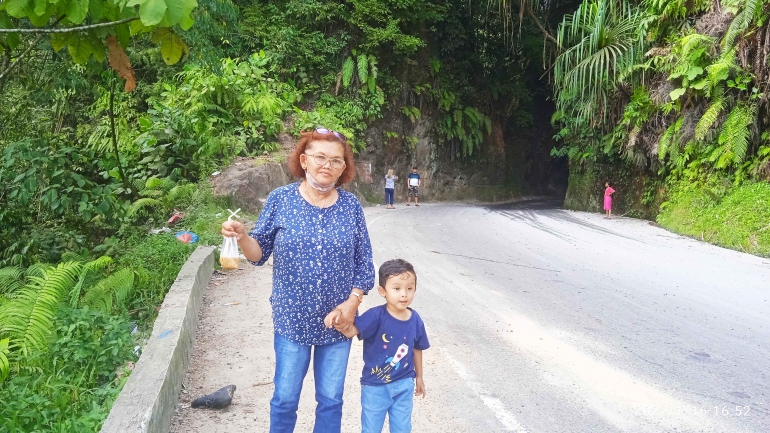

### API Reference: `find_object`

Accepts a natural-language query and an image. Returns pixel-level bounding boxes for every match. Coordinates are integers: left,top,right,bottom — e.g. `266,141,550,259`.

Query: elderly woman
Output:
221,128,375,433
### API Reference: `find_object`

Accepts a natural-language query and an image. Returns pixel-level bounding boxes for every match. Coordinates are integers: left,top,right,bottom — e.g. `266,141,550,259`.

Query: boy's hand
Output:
324,310,342,329
414,377,426,398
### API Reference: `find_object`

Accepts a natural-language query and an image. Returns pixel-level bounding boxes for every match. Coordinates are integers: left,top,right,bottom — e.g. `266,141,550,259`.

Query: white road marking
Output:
439,347,528,432
366,213,389,229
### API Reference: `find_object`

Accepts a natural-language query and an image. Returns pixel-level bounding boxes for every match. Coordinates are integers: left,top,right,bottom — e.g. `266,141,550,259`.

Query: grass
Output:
658,181,770,257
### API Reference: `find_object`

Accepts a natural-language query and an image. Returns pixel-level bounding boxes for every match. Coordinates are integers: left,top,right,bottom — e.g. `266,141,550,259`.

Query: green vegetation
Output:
659,181,770,256
0,182,250,431
551,0,770,175
1,1,569,429
1,0,768,430
551,0,769,256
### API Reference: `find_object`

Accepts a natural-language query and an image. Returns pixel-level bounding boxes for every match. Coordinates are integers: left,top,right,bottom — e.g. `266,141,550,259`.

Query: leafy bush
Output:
0,307,134,432
0,138,129,267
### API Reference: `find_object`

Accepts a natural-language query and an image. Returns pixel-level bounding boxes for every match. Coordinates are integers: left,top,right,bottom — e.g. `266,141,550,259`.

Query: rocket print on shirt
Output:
371,341,409,383
355,305,430,386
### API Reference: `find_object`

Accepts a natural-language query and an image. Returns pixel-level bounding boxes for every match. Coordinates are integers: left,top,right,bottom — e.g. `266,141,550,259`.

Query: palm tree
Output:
554,0,650,126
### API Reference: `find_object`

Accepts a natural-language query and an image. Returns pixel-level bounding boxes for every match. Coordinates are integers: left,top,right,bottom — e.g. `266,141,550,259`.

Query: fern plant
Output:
715,102,757,167
68,255,114,307
128,177,196,218
0,262,80,357
0,267,24,299
722,0,765,50
357,54,369,85
0,257,135,381
341,52,379,94
695,86,726,141
342,57,355,88
658,117,683,160
0,337,8,381
645,0,710,20
82,268,135,315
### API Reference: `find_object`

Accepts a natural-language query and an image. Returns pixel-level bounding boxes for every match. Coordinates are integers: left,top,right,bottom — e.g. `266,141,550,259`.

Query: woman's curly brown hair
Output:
288,130,357,186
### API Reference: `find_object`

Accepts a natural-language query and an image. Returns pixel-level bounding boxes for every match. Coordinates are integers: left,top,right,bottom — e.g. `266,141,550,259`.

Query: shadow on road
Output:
483,197,647,244
484,197,565,211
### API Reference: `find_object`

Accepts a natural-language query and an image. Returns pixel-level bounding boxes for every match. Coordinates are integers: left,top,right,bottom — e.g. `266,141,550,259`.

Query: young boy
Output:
406,167,421,207
324,259,429,433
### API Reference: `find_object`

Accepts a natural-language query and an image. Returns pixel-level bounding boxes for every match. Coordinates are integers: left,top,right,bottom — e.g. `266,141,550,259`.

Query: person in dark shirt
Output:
324,259,429,433
222,128,375,433
406,167,421,207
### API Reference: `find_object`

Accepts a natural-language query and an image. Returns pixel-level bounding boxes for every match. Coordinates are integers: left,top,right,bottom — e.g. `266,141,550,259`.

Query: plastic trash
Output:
175,231,199,244
168,210,184,226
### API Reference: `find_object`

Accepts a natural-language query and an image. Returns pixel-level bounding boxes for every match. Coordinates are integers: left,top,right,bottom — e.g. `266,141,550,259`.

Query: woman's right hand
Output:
222,220,246,241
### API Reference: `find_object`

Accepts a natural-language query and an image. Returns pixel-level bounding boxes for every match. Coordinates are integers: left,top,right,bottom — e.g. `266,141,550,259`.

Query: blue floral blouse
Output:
248,182,375,345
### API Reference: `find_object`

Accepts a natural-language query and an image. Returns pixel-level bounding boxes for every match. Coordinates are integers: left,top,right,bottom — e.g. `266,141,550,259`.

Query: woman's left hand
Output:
333,296,360,331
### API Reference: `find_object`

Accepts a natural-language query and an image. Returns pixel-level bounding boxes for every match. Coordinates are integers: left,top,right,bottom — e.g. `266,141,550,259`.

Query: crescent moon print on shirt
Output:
354,305,430,386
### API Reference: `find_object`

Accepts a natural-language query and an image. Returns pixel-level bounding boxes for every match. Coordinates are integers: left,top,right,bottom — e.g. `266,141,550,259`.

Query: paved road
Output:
365,201,770,432
171,201,769,433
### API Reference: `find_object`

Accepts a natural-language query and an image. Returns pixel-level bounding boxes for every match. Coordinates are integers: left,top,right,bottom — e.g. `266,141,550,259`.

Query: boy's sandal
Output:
406,204,410,206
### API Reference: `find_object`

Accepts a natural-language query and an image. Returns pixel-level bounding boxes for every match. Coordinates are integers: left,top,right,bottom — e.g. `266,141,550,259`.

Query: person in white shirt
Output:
384,169,398,209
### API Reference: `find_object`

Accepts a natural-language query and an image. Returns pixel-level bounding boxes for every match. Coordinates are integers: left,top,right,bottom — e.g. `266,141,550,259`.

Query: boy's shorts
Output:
408,186,419,197
361,378,414,433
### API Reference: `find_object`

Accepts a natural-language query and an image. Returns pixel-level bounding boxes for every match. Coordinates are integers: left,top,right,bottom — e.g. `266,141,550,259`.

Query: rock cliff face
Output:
211,97,568,209
210,158,292,214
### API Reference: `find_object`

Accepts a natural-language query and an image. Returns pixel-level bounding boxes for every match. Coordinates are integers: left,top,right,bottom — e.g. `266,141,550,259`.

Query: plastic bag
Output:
220,208,241,270
175,231,199,244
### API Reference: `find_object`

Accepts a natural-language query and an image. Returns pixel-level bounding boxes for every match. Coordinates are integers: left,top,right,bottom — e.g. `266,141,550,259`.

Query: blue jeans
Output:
361,378,414,433
385,188,394,205
270,333,352,433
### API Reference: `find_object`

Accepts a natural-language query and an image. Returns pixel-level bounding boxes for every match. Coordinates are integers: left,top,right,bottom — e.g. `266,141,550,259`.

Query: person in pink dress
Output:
604,182,615,219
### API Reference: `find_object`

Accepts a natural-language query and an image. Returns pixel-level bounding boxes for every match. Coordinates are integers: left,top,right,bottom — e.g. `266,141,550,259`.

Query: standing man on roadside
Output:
407,166,421,207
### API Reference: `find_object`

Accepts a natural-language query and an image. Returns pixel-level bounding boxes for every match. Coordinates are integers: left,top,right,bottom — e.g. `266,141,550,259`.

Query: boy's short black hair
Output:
412,166,417,170
378,259,416,288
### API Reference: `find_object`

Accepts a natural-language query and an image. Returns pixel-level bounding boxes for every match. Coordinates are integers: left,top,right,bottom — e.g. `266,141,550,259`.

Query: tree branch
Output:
525,4,558,46
0,17,138,33
0,16,65,86
0,33,47,84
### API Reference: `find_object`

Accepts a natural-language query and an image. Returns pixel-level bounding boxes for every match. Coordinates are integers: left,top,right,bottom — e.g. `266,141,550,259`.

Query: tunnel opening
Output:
502,83,569,202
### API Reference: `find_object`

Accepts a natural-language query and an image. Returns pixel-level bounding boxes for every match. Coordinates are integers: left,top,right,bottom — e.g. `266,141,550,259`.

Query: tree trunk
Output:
109,79,135,198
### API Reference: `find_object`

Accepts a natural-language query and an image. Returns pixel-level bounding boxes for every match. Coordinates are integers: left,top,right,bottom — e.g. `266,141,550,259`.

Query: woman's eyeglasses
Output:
315,128,348,142
306,153,346,169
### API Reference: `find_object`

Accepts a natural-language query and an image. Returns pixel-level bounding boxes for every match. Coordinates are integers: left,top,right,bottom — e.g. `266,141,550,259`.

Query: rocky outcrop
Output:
210,157,292,213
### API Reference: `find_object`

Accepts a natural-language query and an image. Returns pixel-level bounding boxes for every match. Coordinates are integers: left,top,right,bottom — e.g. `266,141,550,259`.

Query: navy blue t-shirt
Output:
408,172,421,187
355,305,430,386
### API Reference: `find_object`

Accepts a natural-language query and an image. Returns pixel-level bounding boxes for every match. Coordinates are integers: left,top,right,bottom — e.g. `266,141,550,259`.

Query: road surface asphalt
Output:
170,201,770,432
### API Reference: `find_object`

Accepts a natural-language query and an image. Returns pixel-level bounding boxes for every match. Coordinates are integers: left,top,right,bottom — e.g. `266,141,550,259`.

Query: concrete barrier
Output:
101,246,216,433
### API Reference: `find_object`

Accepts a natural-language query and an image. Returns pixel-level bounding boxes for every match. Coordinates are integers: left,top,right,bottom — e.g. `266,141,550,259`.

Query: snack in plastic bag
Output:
220,208,241,270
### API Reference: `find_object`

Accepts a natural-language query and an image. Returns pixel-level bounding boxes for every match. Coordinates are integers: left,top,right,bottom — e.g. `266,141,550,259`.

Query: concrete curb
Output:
101,246,216,433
